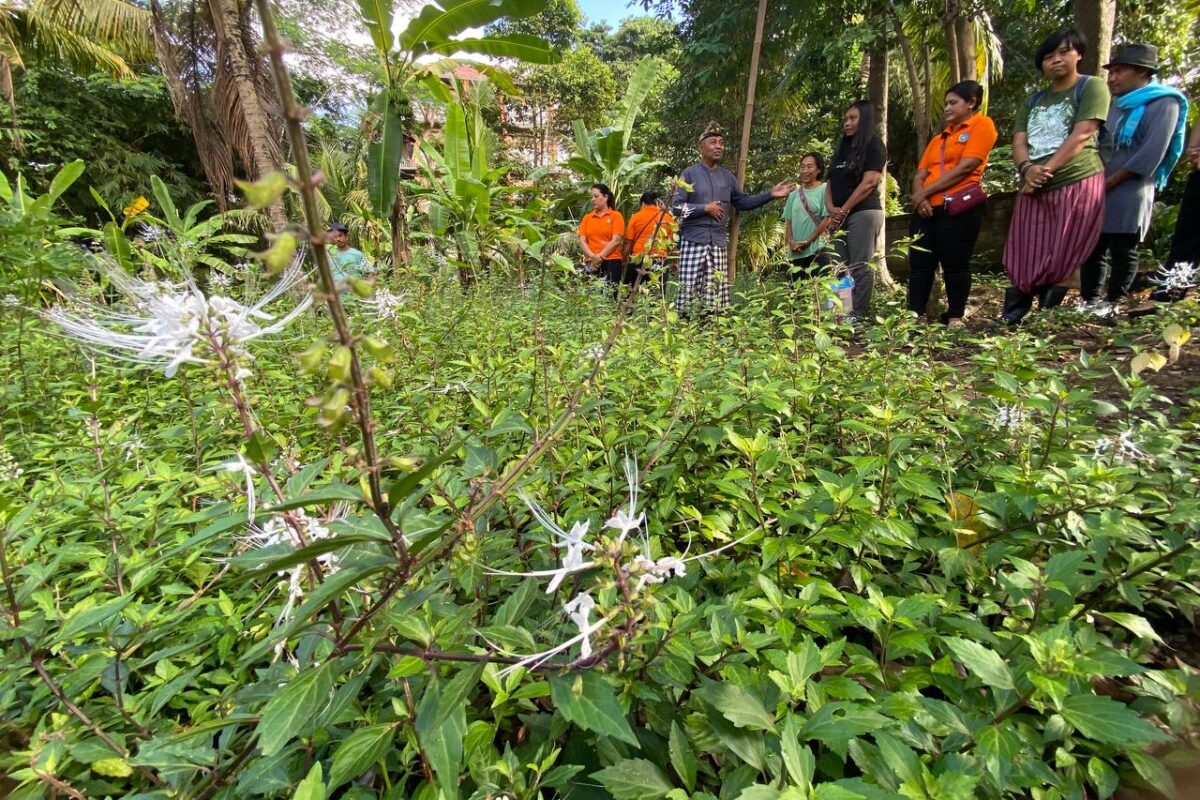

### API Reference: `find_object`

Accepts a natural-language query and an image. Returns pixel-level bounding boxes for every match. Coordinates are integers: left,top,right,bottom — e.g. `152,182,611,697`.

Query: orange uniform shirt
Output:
918,113,998,207
578,209,624,258
625,206,677,257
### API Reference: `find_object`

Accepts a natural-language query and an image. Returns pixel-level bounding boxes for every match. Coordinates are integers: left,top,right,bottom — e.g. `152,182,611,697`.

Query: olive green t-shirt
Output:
1015,76,1110,191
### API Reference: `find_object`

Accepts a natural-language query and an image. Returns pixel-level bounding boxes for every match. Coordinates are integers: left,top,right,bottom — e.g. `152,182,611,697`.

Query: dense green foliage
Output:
1,171,1198,797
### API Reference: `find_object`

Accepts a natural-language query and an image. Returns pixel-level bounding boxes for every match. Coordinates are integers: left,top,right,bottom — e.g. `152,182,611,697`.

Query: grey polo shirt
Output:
670,162,775,246
1099,96,1181,238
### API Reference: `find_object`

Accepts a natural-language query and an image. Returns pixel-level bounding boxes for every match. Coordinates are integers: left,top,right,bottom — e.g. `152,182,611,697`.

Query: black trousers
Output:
1001,285,1069,324
906,204,984,319
602,259,637,296
1153,171,1200,301
1080,232,1140,302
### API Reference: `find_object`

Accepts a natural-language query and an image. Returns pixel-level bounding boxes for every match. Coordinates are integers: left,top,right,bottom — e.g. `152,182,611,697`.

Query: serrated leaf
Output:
293,762,326,800
256,662,338,756
328,724,397,790
1096,612,1163,643
696,679,775,731
669,721,696,791
1061,694,1172,745
1087,756,1119,799
591,758,674,799
976,724,1021,787
549,671,638,746
942,638,1014,690
1130,351,1167,377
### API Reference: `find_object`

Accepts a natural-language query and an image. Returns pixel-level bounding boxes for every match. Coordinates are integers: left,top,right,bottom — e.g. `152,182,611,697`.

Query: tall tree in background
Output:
726,0,767,282
1074,0,1115,76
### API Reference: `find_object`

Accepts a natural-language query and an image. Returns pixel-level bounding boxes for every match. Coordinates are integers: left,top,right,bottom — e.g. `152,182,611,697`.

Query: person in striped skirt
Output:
1000,28,1111,325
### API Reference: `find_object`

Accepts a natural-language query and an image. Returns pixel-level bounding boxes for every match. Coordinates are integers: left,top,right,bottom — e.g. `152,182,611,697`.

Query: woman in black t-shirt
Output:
825,100,888,321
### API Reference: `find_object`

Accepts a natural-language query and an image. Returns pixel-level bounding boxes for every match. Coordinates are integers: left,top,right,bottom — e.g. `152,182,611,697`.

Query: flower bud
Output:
369,366,394,389
298,343,325,372
348,278,374,298
328,346,352,383
363,337,395,362
236,172,289,210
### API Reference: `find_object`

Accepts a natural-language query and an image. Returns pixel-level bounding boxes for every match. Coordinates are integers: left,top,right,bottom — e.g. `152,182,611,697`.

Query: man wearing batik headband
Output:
669,122,791,315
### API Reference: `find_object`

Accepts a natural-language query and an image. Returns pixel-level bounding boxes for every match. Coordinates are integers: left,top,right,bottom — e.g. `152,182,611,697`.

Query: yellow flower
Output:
123,196,149,219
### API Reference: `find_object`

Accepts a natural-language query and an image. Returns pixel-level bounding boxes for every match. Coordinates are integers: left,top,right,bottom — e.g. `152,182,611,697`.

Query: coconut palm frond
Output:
33,0,152,61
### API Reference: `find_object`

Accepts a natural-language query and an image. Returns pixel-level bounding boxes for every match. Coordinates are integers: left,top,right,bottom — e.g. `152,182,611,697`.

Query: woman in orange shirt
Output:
907,80,998,326
578,183,626,291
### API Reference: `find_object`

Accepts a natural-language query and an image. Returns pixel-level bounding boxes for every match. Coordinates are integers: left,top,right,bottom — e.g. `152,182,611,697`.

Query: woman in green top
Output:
782,152,833,280
1000,27,1110,325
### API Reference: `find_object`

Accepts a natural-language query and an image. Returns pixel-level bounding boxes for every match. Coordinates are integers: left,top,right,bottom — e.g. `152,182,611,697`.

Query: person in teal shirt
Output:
327,222,374,294
782,152,833,279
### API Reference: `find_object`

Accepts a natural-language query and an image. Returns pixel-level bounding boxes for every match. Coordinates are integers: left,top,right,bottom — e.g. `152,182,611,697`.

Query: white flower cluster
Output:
993,404,1029,431
1,294,19,308
365,287,406,322
584,344,605,361
44,255,312,378
489,458,709,676
0,446,23,483
210,272,234,291
1149,262,1198,293
247,509,341,639
1092,429,1150,463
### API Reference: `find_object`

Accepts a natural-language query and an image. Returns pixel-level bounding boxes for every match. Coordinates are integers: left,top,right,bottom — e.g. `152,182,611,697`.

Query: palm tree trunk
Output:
890,3,928,158
727,0,768,285
209,0,286,230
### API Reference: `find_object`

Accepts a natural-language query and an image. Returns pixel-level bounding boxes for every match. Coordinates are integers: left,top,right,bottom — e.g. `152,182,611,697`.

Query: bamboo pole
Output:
727,0,769,285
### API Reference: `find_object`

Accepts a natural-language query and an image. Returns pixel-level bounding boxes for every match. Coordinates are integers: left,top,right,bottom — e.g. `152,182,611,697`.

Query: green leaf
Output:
669,721,697,791
101,220,134,271
942,638,1015,690
256,662,339,756
549,671,638,746
150,175,181,229
367,110,404,220
781,715,815,789
328,724,397,790
591,758,674,800
1096,612,1163,643
424,33,558,64
976,724,1021,788
1060,694,1172,745
1087,757,1119,799
387,437,462,507
735,787,780,800
60,595,136,640
695,679,776,731
801,703,889,756
612,56,659,147
1128,750,1175,796
90,757,133,777
399,0,548,55
293,762,326,800
872,731,921,787
356,0,393,53
48,160,85,203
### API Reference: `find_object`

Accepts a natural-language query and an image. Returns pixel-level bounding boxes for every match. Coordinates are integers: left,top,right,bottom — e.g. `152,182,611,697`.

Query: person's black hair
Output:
832,100,876,174
1034,27,1088,71
801,151,826,179
946,80,985,110
590,183,615,209
639,191,660,205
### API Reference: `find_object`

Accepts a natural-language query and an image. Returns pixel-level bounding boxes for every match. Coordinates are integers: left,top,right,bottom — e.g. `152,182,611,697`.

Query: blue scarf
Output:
1115,81,1190,191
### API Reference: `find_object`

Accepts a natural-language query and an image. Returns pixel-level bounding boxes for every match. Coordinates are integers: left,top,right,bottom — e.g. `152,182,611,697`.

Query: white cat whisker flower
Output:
365,288,407,321
1149,262,1198,293
211,454,257,523
43,254,312,377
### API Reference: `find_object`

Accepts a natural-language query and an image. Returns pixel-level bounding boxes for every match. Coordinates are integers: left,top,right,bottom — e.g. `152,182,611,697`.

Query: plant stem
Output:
251,0,405,562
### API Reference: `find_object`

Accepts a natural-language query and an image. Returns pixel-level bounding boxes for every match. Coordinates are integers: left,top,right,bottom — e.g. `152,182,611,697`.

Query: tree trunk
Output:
943,0,962,82
890,4,929,158
149,0,236,207
867,42,897,291
1074,0,1115,76
954,15,977,80
726,0,768,285
390,182,410,273
209,0,286,230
